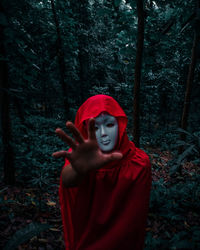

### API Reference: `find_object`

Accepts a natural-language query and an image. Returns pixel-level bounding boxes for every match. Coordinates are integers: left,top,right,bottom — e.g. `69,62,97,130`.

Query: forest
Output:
0,0,200,249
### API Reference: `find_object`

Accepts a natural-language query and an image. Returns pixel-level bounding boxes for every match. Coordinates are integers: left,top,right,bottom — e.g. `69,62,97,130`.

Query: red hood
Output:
59,95,152,250
74,95,134,162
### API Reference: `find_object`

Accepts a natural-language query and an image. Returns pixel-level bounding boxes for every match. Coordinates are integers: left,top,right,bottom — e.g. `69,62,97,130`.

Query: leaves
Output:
46,200,56,207
169,129,200,175
1,0,200,249
146,149,200,249
114,0,121,8
3,223,51,250
0,12,8,26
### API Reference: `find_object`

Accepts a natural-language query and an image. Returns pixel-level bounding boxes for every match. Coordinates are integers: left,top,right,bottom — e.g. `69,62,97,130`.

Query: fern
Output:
169,129,200,175
3,223,51,250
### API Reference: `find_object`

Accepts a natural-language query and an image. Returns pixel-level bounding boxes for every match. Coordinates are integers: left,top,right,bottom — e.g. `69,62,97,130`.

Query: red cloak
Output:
59,95,152,250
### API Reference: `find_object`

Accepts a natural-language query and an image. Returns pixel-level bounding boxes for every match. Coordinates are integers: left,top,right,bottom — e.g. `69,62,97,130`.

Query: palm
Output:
52,118,122,174
70,141,111,173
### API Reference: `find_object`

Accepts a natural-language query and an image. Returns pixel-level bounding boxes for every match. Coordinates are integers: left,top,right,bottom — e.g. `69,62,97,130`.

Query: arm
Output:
61,163,86,188
53,118,122,187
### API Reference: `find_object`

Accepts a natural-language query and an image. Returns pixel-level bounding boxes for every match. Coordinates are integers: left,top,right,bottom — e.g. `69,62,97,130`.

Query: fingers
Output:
55,128,77,150
52,150,72,160
66,122,84,144
88,118,97,141
103,152,123,164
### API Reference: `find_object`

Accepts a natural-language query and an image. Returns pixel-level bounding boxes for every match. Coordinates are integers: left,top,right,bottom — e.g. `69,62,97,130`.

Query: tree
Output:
0,2,15,184
179,0,200,152
50,0,69,114
69,0,92,104
133,0,145,147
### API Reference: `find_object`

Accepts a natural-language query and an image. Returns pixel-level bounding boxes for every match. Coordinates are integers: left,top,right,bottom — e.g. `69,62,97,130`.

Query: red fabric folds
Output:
59,95,152,250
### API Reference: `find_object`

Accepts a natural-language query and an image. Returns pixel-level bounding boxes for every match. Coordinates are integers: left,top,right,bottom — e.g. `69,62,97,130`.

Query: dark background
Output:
0,0,200,249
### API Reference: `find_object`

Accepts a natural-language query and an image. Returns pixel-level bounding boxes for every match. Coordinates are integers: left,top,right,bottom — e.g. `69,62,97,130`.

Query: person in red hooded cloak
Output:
53,95,152,250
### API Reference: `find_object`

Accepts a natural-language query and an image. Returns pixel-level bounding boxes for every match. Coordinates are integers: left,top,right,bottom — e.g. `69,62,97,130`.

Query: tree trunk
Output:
179,1,200,153
0,4,15,185
133,0,145,147
77,0,90,104
50,0,69,115
69,0,91,105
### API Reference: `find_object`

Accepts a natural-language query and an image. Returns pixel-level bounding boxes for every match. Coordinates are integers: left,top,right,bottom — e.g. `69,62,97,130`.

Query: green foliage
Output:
1,0,200,248
169,128,200,175
3,223,51,250
146,174,200,249
11,114,66,186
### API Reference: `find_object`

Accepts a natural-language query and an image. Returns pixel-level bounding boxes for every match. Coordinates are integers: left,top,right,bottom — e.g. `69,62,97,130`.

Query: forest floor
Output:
0,149,199,250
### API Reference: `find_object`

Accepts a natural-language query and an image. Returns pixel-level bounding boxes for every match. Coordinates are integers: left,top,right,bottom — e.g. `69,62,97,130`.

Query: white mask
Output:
95,113,118,152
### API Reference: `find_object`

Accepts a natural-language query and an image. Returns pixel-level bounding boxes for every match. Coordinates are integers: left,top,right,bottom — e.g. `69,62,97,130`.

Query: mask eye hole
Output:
107,123,114,127
94,126,98,131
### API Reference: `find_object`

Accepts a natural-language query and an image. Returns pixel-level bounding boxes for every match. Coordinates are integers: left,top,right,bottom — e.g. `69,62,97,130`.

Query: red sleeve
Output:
59,158,78,250
59,148,152,250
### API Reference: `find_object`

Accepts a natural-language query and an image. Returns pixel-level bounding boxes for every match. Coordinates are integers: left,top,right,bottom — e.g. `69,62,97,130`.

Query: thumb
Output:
104,151,123,163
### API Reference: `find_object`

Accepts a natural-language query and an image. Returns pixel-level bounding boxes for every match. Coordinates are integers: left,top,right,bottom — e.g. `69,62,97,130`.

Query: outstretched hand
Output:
52,118,123,174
